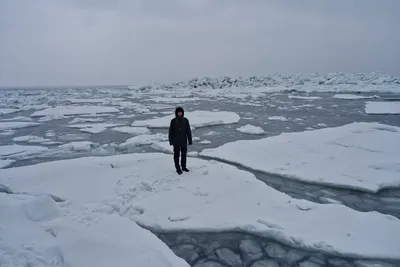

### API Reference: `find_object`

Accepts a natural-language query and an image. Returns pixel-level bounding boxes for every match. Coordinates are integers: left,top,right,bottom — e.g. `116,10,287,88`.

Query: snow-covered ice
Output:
1,153,400,259
0,116,33,121
38,114,69,122
236,124,265,135
365,101,400,115
111,126,150,135
66,98,105,103
268,116,289,121
0,130,16,136
201,122,400,192
0,193,189,267
58,141,98,152
117,114,136,119
0,121,40,130
68,123,123,134
0,159,15,168
333,94,378,100
146,97,203,103
13,135,51,144
119,133,168,148
0,108,19,115
288,95,321,100
69,117,104,124
31,106,120,117
0,144,49,159
199,140,211,144
132,110,240,128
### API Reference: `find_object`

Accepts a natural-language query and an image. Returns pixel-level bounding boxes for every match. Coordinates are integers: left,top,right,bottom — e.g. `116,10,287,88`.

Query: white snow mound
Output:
365,101,400,114
1,153,400,259
201,122,400,192
132,110,240,128
237,124,265,135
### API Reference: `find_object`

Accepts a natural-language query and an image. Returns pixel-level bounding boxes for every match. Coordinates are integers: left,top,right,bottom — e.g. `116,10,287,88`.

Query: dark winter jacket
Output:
169,107,192,146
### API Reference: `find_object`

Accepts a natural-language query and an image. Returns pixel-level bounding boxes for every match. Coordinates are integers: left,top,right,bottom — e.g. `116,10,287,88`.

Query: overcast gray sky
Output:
0,1,399,87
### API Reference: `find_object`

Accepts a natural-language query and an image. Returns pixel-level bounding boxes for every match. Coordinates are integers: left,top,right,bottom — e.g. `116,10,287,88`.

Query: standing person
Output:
169,107,192,175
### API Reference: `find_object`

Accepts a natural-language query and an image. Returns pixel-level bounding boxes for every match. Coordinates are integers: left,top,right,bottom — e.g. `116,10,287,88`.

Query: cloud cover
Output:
0,0,399,86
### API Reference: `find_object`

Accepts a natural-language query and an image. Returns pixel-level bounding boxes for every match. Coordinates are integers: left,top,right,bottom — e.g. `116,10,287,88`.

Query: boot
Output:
182,167,189,172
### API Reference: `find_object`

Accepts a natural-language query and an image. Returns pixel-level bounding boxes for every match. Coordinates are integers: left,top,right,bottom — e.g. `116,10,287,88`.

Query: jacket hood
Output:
175,107,184,117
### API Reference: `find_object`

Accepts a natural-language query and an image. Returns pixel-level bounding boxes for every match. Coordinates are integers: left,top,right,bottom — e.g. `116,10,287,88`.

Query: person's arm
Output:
187,119,192,145
169,119,174,146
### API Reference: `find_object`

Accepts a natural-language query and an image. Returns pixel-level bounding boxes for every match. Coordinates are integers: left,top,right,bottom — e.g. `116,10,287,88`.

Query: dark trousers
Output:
173,145,187,170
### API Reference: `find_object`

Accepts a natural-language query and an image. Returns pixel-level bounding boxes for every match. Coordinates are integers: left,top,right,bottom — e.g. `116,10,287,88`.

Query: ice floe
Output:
365,101,400,115
0,159,15,168
0,108,19,115
132,110,240,128
0,193,189,267
119,133,168,148
117,114,136,119
69,117,104,124
146,97,203,103
236,124,265,135
268,116,289,121
31,106,120,117
0,121,40,131
13,135,51,144
333,94,378,100
0,144,49,159
111,126,150,135
58,141,98,152
1,153,400,259
68,123,123,134
201,122,400,192
38,114,69,122
0,116,33,121
288,95,321,100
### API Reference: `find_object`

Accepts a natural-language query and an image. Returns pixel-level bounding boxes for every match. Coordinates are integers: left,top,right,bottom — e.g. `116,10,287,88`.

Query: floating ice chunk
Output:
132,110,240,128
333,94,378,100
111,126,150,135
0,144,49,158
119,133,168,148
68,123,123,134
365,101,400,114
31,106,120,117
0,130,16,136
38,114,69,122
237,124,265,135
199,140,211,144
59,141,97,152
268,116,289,121
117,114,136,119
288,95,321,100
0,159,15,168
151,141,173,154
66,98,106,103
0,121,40,130
1,153,400,259
0,116,32,121
146,97,203,103
201,122,400,192
69,117,104,124
13,135,51,144
0,109,19,115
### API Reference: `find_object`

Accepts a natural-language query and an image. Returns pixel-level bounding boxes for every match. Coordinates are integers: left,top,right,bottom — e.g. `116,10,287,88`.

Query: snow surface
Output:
201,122,400,192
119,133,168,148
0,116,33,121
0,121,40,130
268,116,289,121
0,159,15,168
0,144,49,159
0,108,19,115
111,126,150,135
132,110,240,128
68,123,123,134
236,124,265,135
333,94,378,100
1,153,400,259
0,193,189,267
58,141,97,152
365,101,400,115
31,106,120,117
288,95,321,100
13,135,51,144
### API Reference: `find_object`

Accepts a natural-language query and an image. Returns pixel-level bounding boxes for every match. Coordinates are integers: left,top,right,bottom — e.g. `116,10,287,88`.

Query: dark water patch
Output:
152,231,399,267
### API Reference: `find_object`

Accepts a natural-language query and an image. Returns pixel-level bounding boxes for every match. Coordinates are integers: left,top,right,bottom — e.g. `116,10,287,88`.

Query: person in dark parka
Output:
169,107,192,175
